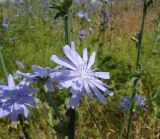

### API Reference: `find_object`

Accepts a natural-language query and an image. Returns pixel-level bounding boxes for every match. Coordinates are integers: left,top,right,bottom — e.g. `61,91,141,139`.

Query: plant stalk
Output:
43,85,63,122
119,1,148,139
64,10,75,139
126,1,148,139
18,115,30,139
64,11,70,45
98,1,107,58
0,49,8,81
125,92,136,139
136,0,148,68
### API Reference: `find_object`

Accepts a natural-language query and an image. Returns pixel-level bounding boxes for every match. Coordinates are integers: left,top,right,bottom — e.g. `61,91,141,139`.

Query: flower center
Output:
81,71,87,78
77,62,94,79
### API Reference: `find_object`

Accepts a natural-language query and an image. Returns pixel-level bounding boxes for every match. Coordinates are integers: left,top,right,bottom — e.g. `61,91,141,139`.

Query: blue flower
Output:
0,74,38,122
1,23,9,30
79,30,86,39
120,96,131,110
77,11,91,22
27,6,32,12
16,65,56,92
50,42,113,108
19,0,25,3
135,95,146,107
120,95,147,110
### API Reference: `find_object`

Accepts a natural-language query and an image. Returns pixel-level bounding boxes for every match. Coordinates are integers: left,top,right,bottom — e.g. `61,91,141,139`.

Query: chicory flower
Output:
120,95,147,110
16,65,56,92
77,11,91,22
50,42,113,108
0,74,38,122
1,23,9,30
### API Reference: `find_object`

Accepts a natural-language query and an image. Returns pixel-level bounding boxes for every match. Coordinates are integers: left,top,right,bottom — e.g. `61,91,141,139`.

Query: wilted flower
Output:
120,95,147,110
16,65,56,92
50,42,113,108
0,74,38,122
77,11,91,22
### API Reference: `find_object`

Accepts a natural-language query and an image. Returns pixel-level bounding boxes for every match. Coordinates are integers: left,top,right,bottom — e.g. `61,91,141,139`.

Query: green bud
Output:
50,0,73,19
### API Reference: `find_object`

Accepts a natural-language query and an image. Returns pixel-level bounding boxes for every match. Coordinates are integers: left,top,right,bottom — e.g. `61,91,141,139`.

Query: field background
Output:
0,0,160,138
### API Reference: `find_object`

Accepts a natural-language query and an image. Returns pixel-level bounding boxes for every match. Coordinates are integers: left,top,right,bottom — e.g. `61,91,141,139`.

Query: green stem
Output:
43,85,63,122
64,9,75,139
18,115,30,139
0,4,8,81
68,108,75,139
125,92,136,139
136,0,148,68
124,1,148,139
98,1,107,58
70,9,74,41
118,91,136,139
78,107,83,139
64,12,70,45
0,49,8,81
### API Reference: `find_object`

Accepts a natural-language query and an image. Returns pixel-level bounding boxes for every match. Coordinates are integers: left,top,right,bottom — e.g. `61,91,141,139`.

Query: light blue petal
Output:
69,93,83,109
84,80,94,99
0,84,9,90
92,78,112,89
8,74,15,89
69,81,84,108
89,82,106,104
50,55,76,70
63,45,79,67
70,42,83,65
77,11,84,17
83,48,88,62
91,80,113,96
87,52,96,70
58,80,73,89
45,81,54,92
0,108,10,118
21,105,30,119
94,72,110,79
50,70,79,82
